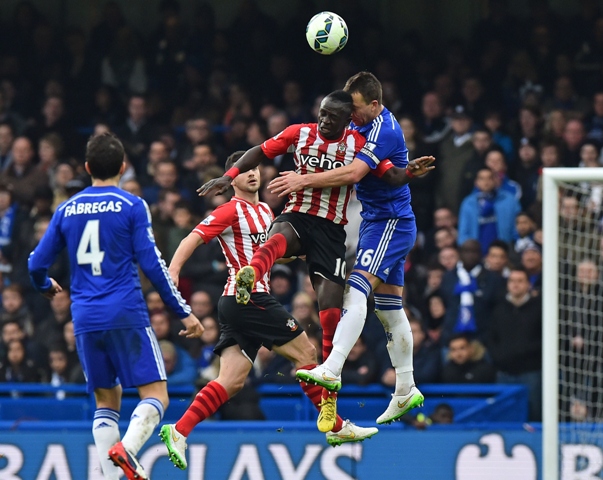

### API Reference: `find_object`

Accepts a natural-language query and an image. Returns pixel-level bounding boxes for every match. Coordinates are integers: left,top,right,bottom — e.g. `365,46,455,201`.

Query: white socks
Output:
92,408,120,480
374,294,414,396
121,398,164,455
324,273,371,376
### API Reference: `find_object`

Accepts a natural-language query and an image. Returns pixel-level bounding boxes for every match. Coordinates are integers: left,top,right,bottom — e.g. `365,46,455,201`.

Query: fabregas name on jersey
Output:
64,200,123,217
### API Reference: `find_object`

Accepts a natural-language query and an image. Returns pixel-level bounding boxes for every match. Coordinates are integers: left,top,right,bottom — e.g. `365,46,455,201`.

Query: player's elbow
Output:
348,169,365,184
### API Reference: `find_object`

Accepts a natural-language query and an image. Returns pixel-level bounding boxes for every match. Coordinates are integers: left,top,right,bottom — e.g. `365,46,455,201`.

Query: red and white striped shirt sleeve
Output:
261,124,301,159
193,202,236,243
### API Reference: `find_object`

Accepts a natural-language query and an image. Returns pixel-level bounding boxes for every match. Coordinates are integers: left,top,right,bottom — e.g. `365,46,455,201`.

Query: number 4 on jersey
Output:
77,220,105,275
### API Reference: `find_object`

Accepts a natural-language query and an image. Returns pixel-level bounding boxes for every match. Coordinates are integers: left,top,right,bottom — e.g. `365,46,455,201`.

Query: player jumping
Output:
197,90,365,433
159,151,377,470
28,132,204,480
270,71,434,425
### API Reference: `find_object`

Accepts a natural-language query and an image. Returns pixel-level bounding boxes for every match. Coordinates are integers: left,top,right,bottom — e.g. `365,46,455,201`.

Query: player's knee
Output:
298,339,317,366
217,372,246,397
346,272,373,301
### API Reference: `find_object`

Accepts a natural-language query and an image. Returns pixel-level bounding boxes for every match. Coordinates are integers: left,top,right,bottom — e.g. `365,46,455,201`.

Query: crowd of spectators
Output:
1,0,603,422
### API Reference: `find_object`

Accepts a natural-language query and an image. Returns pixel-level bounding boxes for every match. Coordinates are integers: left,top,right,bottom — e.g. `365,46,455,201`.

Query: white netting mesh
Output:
557,179,603,453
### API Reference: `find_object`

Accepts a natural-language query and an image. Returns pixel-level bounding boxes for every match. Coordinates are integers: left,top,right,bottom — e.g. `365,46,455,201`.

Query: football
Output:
305,11,348,55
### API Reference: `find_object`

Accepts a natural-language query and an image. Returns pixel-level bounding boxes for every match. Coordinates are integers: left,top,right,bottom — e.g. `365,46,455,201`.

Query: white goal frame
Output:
542,167,603,480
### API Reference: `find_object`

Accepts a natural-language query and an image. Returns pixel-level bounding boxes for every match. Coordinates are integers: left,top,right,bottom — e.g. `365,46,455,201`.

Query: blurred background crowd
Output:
1,0,603,423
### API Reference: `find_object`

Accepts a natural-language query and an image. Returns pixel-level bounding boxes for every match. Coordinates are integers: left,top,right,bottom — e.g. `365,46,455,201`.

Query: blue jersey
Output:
28,186,190,335
352,106,415,221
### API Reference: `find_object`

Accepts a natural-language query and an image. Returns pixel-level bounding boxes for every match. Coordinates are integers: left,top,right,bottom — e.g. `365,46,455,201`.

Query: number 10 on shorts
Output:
334,257,346,279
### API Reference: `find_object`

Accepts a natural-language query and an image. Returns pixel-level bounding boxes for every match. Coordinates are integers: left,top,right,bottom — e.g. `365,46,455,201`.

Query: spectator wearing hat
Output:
458,167,521,255
436,105,475,213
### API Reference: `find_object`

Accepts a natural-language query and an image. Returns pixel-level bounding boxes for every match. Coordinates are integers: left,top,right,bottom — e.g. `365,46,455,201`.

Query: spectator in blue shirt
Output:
458,167,521,255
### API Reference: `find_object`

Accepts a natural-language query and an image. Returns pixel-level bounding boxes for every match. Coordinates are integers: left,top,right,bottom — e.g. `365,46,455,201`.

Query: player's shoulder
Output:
371,110,399,137
210,197,239,218
280,123,309,136
346,128,366,142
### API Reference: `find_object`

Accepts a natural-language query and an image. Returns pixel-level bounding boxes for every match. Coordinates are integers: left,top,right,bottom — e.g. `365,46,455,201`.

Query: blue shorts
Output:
76,327,166,393
354,217,416,286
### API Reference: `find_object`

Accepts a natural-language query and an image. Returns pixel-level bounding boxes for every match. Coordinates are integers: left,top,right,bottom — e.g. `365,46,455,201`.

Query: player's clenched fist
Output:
179,314,204,338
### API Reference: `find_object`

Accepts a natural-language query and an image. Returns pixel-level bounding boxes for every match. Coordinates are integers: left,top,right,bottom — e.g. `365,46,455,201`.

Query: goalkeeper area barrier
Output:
543,168,603,480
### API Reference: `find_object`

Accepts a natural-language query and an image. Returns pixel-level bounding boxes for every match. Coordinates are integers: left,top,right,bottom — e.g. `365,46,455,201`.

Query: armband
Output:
224,167,240,179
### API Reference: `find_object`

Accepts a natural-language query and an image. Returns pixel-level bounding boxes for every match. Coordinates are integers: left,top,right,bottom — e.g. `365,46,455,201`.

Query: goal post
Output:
543,167,603,480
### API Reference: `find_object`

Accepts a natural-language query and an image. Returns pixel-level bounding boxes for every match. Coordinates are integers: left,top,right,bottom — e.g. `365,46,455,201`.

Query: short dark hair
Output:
225,150,246,170
509,265,530,279
449,333,472,345
85,132,124,180
325,89,353,105
488,239,509,254
344,71,382,104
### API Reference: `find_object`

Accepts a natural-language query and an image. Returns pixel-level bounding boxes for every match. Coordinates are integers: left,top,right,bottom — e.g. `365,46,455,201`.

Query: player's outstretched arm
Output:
269,158,370,197
380,156,435,186
197,145,268,196
168,232,204,286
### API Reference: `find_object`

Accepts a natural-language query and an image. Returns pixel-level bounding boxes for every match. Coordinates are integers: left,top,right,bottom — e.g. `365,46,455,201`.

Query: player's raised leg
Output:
296,271,372,389
160,345,250,469
274,330,378,445
373,286,423,424
235,222,300,304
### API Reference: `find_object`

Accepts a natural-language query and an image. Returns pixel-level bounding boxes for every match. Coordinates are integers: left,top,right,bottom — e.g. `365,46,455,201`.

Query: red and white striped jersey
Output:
193,197,274,296
261,124,365,224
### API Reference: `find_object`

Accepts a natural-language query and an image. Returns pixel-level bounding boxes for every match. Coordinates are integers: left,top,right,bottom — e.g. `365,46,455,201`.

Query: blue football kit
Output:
351,106,417,286
29,186,191,391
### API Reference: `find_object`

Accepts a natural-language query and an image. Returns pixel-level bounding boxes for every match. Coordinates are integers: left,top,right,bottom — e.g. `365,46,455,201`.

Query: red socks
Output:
319,308,341,361
250,233,288,280
297,364,343,432
175,381,229,437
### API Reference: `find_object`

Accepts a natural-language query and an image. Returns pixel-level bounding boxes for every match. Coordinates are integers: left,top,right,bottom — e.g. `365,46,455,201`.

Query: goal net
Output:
543,168,603,479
